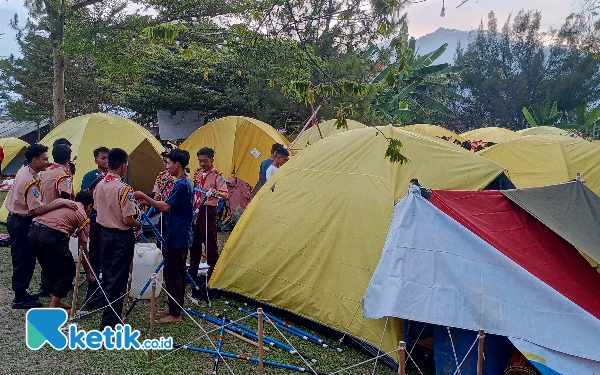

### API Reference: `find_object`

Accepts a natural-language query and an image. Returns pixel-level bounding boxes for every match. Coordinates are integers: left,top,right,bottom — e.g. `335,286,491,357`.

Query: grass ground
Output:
0,228,409,375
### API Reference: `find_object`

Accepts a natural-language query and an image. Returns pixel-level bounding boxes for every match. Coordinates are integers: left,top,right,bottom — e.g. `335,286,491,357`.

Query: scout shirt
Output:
93,173,137,231
152,170,175,201
193,167,227,207
5,166,43,216
34,200,90,241
41,163,73,203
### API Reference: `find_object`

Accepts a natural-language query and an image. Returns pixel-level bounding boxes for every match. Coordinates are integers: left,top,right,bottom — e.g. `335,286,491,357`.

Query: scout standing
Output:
190,147,228,282
93,148,141,329
41,144,74,202
29,191,95,308
5,144,76,309
135,149,193,323
81,146,109,308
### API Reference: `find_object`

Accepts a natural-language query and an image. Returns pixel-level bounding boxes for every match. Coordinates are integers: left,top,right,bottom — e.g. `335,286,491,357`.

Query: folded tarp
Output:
502,180,600,265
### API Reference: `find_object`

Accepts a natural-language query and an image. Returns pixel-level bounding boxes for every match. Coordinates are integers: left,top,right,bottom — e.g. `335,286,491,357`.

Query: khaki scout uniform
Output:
30,200,90,299
190,167,228,281
41,164,73,203
93,173,137,329
5,166,44,300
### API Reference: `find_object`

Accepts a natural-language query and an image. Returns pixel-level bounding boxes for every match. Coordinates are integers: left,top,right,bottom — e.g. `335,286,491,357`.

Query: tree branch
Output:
72,0,105,11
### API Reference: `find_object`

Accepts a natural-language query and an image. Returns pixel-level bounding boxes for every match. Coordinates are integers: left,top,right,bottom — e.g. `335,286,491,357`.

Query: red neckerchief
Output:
104,173,121,183
49,163,70,174
200,168,216,188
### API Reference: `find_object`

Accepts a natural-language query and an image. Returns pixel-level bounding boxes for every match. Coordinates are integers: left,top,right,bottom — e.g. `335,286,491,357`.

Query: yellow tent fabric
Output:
517,126,569,136
292,119,366,149
0,138,29,175
210,125,505,358
480,135,600,195
0,113,164,222
180,116,289,186
402,123,465,143
460,127,521,144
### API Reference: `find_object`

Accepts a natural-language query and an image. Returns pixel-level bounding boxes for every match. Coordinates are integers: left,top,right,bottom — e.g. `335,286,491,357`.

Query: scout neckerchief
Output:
199,167,216,189
104,173,131,207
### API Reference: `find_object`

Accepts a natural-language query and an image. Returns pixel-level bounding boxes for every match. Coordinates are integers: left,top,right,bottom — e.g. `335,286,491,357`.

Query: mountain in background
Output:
414,27,475,65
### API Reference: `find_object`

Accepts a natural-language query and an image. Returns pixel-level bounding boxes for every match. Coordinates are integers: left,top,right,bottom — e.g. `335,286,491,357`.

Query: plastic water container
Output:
69,237,79,263
130,243,163,299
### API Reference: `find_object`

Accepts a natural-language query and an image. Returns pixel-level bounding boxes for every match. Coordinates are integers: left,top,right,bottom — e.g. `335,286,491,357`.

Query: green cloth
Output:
81,169,103,190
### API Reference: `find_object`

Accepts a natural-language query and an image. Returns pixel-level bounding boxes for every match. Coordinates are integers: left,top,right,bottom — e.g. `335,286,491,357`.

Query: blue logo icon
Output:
26,308,68,350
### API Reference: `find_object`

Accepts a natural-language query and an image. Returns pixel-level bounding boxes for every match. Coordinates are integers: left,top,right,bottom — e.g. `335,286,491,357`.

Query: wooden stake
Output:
398,341,406,375
257,308,264,375
124,259,134,310
70,247,83,319
148,274,157,363
211,324,271,351
477,329,485,375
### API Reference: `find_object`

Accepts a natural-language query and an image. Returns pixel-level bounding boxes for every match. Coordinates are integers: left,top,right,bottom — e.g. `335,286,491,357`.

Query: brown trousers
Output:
190,205,218,281
164,246,187,317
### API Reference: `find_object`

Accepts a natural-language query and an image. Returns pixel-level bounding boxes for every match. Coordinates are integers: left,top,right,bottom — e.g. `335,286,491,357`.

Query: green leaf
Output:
522,107,537,127
585,103,600,126
393,81,421,102
414,93,455,117
385,138,410,164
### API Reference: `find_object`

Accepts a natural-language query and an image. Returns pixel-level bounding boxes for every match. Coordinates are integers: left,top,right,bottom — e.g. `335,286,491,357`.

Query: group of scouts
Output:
6,140,228,328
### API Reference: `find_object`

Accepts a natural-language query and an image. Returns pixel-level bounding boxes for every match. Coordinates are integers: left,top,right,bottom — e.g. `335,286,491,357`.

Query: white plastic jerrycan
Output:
129,243,164,299
69,237,79,263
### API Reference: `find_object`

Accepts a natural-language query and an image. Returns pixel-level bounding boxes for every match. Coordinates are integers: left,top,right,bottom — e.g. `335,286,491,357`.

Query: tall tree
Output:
451,10,600,130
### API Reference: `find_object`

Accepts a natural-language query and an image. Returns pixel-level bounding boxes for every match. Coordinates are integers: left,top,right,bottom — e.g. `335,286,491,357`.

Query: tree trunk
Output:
51,6,66,129
52,53,66,128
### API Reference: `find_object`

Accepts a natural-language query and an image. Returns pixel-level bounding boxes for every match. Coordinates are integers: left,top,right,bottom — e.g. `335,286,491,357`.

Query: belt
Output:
32,221,53,230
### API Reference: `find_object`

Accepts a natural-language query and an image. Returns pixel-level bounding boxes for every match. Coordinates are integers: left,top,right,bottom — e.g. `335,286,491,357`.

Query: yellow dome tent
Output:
402,123,465,144
0,113,164,222
210,125,507,358
180,116,289,186
517,126,569,136
480,135,600,195
292,119,366,149
460,127,521,144
0,138,29,175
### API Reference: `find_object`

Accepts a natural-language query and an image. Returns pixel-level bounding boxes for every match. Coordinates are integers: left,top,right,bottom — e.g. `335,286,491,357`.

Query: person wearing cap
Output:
190,147,228,283
94,148,141,329
134,149,193,323
41,144,74,203
29,191,95,309
5,144,77,309
80,146,110,308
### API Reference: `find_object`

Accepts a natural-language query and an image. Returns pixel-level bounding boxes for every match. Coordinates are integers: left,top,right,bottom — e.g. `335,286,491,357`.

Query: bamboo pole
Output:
124,259,134,310
148,274,157,363
398,341,406,375
257,308,264,375
477,329,485,375
70,247,83,318
211,324,271,351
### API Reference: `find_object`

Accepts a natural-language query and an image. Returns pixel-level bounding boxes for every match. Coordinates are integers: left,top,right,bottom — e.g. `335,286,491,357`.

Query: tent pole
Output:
398,341,405,375
258,308,265,375
477,329,484,375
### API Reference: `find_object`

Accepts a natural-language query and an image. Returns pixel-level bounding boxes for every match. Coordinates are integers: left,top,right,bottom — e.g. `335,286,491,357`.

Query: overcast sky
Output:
0,0,587,58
